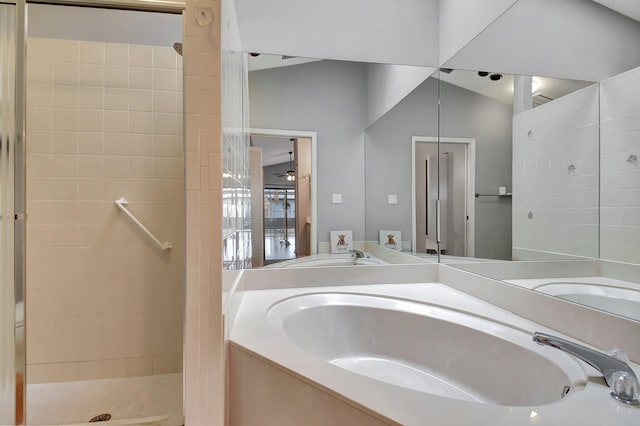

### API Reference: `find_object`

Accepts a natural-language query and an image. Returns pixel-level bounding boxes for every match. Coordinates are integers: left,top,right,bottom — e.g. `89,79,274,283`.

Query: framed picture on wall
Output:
330,230,353,253
379,230,401,250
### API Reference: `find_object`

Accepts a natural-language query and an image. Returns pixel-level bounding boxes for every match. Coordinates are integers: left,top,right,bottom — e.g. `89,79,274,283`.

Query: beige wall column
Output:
183,0,223,424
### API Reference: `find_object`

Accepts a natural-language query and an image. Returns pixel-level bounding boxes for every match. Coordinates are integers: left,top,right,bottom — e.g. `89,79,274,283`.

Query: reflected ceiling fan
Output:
273,151,296,181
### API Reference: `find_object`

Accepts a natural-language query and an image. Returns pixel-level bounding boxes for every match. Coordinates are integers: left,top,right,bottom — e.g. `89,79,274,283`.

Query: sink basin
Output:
268,293,586,406
535,282,640,321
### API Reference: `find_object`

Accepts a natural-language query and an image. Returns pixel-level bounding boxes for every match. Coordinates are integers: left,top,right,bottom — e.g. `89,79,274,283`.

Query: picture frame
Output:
379,230,401,250
330,230,353,253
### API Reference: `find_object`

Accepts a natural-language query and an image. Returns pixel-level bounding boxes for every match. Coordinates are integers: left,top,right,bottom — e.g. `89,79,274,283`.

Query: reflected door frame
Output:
250,128,318,254
411,136,476,257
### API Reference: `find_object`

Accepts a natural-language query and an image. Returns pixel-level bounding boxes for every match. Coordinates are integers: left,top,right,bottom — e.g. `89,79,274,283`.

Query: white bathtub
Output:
267,292,585,406
534,282,640,321
232,283,640,425
264,253,387,268
506,276,640,321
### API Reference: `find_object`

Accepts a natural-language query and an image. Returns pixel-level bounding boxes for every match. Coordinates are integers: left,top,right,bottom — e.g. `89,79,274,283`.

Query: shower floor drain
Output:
89,413,112,422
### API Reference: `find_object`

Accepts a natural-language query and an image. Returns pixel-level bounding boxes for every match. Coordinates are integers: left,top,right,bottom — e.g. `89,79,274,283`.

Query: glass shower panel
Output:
0,3,17,424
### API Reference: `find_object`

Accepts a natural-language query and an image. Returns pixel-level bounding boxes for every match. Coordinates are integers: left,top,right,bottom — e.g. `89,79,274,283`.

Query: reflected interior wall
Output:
600,66,640,264
512,85,600,259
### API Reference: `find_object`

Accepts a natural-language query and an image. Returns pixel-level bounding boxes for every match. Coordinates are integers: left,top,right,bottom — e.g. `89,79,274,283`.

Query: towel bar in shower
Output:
475,193,512,198
114,197,173,252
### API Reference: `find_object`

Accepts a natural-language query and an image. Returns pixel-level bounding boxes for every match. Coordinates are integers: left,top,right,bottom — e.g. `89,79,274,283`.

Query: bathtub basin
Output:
535,282,640,321
267,255,387,268
267,293,586,407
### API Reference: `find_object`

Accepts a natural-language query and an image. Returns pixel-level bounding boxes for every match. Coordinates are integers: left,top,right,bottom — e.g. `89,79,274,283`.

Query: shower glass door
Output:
0,2,17,424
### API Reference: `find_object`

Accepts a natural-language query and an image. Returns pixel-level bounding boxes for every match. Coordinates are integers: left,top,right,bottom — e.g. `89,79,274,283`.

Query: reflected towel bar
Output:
114,197,173,252
475,193,512,198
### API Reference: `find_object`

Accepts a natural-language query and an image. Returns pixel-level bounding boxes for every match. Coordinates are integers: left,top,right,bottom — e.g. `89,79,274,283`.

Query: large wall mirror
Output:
239,0,640,325
245,53,437,266
365,70,598,262
432,0,640,324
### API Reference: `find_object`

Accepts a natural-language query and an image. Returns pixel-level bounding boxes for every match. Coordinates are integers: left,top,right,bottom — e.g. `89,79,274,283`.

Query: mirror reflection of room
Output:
250,135,311,266
365,69,597,262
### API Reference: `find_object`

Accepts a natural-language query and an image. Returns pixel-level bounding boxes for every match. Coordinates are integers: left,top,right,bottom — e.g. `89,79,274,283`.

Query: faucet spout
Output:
533,332,635,385
349,249,366,258
533,332,639,404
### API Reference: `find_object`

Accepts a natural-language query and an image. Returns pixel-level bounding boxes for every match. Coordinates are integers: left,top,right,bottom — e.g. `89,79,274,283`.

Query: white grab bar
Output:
114,197,173,252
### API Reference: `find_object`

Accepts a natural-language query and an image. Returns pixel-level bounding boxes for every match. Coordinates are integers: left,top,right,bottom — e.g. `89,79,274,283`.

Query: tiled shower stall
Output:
25,37,184,383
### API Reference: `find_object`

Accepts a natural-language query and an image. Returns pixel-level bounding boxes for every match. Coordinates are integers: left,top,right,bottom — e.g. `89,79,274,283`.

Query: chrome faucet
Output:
533,332,639,405
349,249,366,258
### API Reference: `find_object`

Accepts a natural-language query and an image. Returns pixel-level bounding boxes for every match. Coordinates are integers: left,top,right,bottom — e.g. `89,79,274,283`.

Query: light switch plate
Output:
388,194,398,204
332,194,342,204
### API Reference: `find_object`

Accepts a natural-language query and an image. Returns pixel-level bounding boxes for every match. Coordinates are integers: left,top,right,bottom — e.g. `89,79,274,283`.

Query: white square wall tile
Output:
153,112,178,136
78,109,104,133
130,134,153,156
51,155,79,177
78,87,104,109
106,43,129,66
130,111,153,134
78,132,104,155
53,108,78,132
105,88,129,111
27,62,54,85
27,131,52,154
54,39,79,63
130,156,154,178
27,107,54,131
153,68,178,92
104,133,130,155
154,91,178,113
28,38,54,63
153,47,178,69
130,90,153,112
27,84,53,107
53,86,78,108
105,65,129,88
104,110,129,133
130,67,153,90
104,156,130,178
79,63,105,87
130,45,153,67
54,63,79,86
53,131,79,154
78,155,104,178
154,135,182,157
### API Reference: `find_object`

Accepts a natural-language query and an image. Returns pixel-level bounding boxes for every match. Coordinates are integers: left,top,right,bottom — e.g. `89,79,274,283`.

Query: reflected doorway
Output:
412,137,476,257
264,187,296,262
249,129,316,266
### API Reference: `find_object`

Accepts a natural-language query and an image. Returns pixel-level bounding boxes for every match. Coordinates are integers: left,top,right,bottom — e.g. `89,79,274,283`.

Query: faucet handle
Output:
610,371,640,405
605,348,630,364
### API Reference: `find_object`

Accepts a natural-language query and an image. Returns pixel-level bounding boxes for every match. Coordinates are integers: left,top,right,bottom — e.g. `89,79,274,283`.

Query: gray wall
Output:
249,60,367,242
365,78,513,260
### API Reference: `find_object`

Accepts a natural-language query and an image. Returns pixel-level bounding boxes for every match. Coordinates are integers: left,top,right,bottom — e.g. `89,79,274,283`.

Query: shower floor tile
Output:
26,373,182,425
